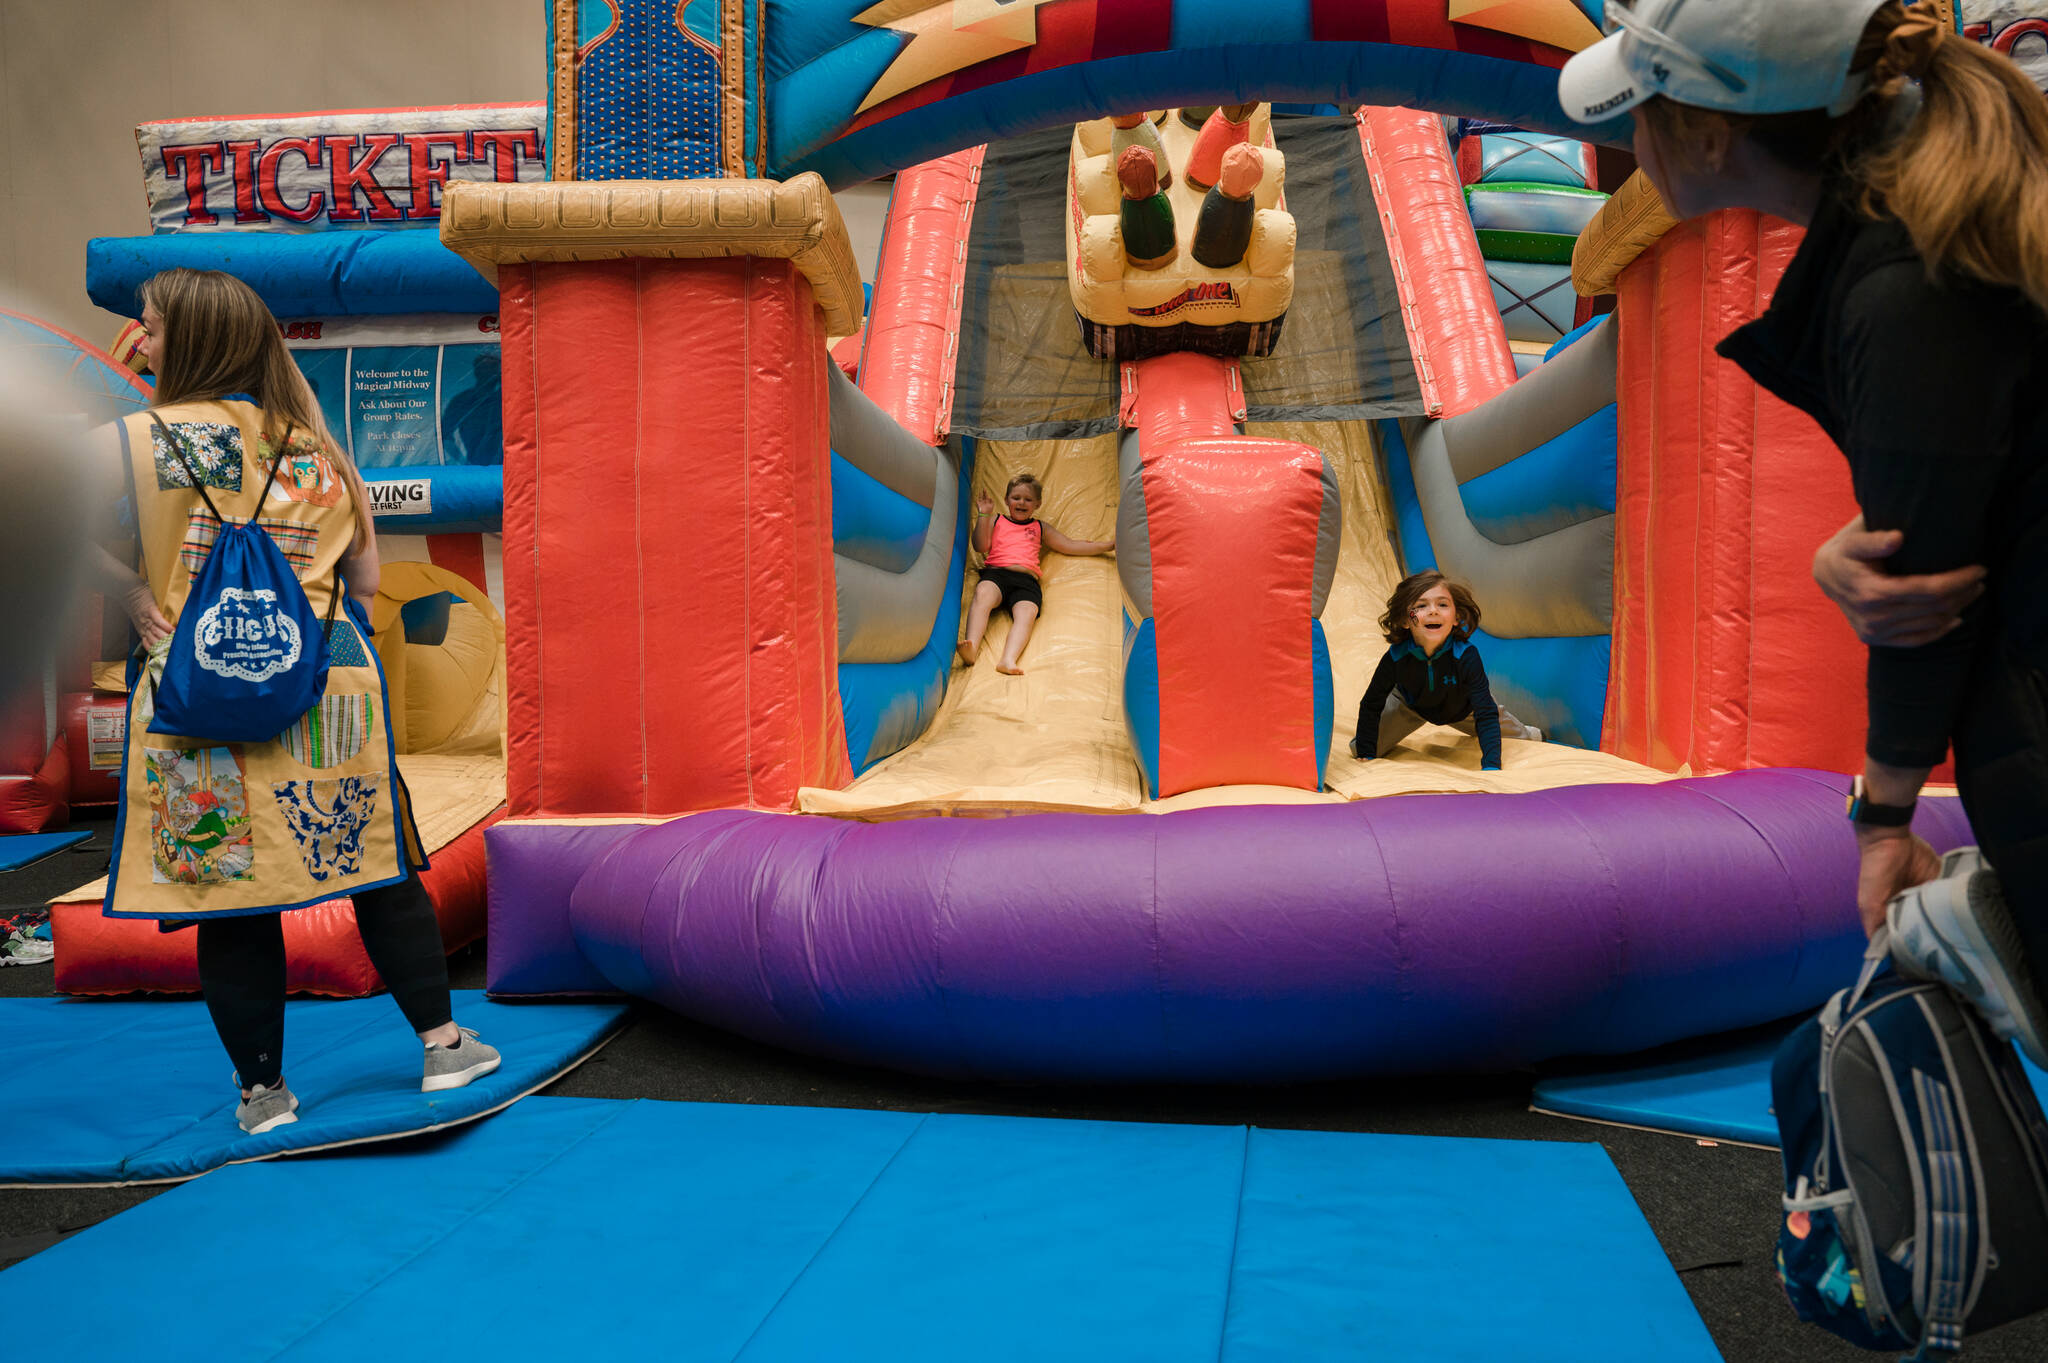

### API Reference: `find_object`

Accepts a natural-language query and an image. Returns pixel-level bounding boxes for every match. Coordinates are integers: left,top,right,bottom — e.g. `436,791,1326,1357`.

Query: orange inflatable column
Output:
1606,210,1875,775
496,252,851,817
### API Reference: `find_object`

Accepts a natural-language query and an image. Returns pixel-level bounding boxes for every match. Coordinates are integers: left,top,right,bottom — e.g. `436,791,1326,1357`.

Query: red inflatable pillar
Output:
442,178,863,816
1606,210,1889,775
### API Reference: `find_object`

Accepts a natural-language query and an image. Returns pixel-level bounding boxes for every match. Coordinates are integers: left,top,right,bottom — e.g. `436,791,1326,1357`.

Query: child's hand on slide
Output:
976,493,994,515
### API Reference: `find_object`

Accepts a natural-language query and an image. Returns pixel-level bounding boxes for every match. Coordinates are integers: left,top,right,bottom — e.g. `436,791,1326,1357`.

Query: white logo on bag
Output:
193,588,303,683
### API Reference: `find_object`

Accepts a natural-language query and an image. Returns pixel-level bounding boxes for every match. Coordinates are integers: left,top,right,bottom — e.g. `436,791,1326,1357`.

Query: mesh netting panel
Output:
947,115,1427,442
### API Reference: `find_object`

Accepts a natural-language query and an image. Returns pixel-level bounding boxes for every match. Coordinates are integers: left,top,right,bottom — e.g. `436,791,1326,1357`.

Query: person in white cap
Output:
1564,3,2048,1064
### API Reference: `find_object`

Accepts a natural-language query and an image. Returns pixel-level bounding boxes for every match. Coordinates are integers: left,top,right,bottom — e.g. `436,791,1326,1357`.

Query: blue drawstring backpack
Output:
147,412,339,743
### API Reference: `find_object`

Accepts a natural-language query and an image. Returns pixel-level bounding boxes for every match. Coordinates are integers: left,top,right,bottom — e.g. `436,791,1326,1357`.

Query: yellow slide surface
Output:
800,421,1672,820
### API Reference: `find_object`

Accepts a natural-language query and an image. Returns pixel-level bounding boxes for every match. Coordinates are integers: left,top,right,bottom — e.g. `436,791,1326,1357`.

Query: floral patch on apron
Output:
145,745,255,884
326,620,372,669
281,693,375,769
258,430,343,508
272,776,380,881
151,421,244,492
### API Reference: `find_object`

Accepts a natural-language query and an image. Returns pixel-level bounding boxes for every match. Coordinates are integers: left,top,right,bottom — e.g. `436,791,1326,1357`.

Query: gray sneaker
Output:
1888,846,2048,1067
235,1080,300,1135
422,1027,501,1092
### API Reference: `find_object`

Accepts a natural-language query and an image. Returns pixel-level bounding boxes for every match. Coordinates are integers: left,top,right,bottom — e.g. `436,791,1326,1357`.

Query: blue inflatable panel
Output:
1460,405,1617,544
1489,259,1579,343
364,465,503,535
1467,133,1596,188
838,439,973,772
0,992,626,1184
1533,1025,2048,1147
87,231,499,319
832,450,929,573
1311,619,1333,784
1468,629,1610,750
1122,615,1163,800
5,1095,1718,1361
1547,315,1609,358
0,830,91,872
1464,183,1608,236
1375,419,1438,575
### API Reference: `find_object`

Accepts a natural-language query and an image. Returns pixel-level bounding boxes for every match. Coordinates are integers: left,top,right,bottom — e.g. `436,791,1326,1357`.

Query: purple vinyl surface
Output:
495,770,1974,1081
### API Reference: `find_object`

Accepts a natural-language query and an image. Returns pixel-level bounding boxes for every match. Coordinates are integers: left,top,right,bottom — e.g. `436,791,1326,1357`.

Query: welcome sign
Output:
137,103,546,234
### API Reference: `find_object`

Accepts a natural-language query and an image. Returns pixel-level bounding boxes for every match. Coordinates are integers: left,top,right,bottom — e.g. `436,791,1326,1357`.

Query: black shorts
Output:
979,566,1043,613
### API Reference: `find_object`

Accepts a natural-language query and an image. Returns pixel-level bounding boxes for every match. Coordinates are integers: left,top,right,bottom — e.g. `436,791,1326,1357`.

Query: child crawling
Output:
958,472,1115,675
1351,571,1540,771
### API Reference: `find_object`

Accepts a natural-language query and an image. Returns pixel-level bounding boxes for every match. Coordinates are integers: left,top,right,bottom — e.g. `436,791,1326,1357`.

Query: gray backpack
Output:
1772,931,2048,1359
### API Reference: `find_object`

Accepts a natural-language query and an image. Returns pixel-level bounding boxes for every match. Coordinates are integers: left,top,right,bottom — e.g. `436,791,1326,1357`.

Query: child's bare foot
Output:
996,662,1025,675
956,640,978,665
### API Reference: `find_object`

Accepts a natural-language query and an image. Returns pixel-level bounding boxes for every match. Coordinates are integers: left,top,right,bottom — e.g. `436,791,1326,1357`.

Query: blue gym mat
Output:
1532,1027,2048,1147
4,1096,1722,1362
0,829,91,871
1,992,627,1184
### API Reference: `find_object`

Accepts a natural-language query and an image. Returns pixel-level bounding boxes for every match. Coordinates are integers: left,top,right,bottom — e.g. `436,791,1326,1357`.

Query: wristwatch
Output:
1846,775,1916,828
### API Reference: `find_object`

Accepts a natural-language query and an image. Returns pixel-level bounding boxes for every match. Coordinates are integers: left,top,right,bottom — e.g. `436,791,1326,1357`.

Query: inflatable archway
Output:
548,0,1623,186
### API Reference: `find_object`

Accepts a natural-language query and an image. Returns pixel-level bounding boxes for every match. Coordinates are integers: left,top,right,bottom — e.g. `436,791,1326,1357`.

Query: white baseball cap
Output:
1560,0,1893,124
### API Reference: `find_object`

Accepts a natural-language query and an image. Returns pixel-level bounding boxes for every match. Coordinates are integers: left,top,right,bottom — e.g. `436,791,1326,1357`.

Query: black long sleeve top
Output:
1716,186,2048,769
1357,638,1504,769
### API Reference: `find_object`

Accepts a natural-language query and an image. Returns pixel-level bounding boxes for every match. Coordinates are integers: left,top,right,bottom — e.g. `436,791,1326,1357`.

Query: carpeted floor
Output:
5,810,2045,1362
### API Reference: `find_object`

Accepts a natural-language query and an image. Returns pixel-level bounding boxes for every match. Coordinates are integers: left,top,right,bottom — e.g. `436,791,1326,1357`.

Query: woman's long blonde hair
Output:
140,268,374,548
1636,1,2048,313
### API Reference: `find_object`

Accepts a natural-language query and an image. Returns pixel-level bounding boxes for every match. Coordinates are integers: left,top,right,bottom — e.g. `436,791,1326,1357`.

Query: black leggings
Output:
1953,639,2048,977
196,873,452,1089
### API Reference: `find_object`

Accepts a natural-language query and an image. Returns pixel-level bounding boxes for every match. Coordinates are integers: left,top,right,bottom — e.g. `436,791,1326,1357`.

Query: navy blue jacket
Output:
1357,637,1503,769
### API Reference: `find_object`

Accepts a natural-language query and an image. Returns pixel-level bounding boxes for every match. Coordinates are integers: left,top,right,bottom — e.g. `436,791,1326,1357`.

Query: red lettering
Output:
1993,18,2048,54
404,131,470,220
225,140,267,224
324,133,405,222
282,321,325,341
471,129,542,182
257,138,325,223
477,315,500,334
161,144,226,227
1964,21,1993,42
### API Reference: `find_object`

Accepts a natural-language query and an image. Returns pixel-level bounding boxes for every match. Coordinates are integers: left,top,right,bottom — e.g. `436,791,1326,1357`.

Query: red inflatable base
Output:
49,810,501,997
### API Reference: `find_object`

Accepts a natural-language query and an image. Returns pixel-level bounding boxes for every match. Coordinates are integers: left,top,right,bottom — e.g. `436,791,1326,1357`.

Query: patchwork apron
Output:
104,398,422,920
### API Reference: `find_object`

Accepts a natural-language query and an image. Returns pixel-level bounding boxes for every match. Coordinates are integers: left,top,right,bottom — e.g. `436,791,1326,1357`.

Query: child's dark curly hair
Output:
1379,570,1481,645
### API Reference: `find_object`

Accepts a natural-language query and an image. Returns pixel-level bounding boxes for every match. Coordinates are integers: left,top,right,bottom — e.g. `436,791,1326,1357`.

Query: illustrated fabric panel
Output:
258,430,344,508
145,745,255,884
152,421,245,492
281,693,375,769
272,776,380,881
326,619,372,669
180,508,321,575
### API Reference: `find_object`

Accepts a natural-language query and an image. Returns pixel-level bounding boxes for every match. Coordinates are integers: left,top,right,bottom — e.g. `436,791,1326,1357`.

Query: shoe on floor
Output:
422,1027,501,1093
1888,846,2048,1067
235,1079,300,1135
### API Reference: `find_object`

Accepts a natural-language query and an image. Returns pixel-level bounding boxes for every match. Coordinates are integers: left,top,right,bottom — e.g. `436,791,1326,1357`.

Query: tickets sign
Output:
1962,0,2048,93
137,103,546,234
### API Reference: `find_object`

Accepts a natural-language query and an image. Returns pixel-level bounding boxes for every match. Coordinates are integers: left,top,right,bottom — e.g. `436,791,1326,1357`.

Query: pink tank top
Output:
986,516,1043,575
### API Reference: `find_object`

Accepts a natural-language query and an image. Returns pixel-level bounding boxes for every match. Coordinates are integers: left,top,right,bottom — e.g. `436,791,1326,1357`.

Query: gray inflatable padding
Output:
1115,429,1156,621
1117,426,1342,620
1399,416,1613,638
1442,313,1616,486
830,364,937,508
1311,453,1340,618
836,446,959,663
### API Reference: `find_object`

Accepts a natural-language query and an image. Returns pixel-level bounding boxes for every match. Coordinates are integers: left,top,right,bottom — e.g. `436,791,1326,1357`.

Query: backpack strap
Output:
252,420,297,507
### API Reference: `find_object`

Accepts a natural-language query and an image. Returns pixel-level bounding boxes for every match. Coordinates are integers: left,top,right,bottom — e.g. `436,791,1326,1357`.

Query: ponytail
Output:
1853,2,2048,315
1634,2,2048,314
